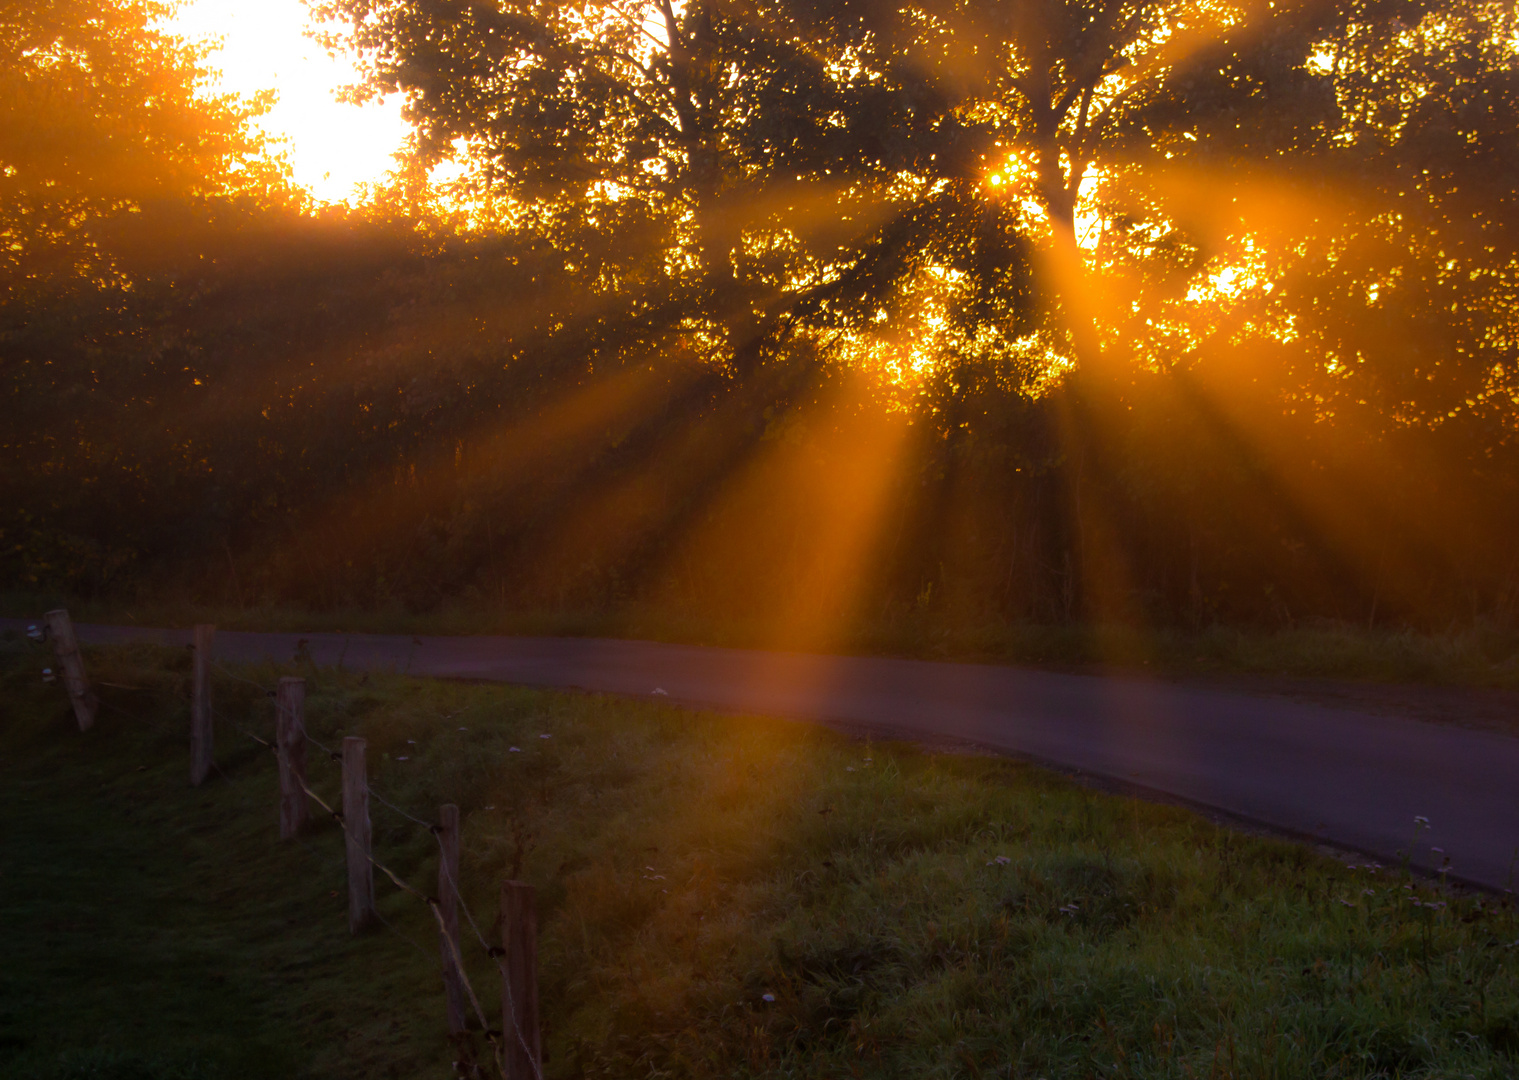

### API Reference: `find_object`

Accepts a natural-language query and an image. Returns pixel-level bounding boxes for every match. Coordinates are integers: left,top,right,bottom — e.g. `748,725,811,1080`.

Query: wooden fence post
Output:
190,624,215,786
44,609,97,731
275,677,308,839
500,880,541,1080
342,736,376,933
438,804,467,1037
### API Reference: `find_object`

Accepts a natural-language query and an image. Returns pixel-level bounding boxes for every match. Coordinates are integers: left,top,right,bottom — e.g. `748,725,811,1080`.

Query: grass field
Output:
3,633,1518,1079
7,593,1519,689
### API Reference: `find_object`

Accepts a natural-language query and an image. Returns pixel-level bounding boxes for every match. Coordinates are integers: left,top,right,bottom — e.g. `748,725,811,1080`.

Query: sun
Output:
163,0,412,204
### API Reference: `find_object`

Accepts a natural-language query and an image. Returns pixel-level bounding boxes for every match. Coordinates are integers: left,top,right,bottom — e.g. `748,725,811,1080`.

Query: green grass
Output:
7,591,1519,689
3,633,1519,1079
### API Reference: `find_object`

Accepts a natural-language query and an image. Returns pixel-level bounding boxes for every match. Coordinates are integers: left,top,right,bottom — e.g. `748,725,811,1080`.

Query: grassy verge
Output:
3,634,1518,1079
6,592,1519,689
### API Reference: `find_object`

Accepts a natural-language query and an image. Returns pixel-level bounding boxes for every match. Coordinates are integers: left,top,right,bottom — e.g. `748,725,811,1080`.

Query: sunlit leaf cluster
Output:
0,0,293,306
316,0,1516,430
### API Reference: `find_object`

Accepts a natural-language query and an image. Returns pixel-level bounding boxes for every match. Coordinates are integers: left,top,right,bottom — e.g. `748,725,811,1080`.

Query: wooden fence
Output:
39,609,540,1080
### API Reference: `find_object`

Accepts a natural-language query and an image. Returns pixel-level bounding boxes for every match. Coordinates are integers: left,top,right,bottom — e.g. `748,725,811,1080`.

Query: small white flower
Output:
652,687,668,695
845,767,856,772
761,993,776,1003
1414,815,1430,826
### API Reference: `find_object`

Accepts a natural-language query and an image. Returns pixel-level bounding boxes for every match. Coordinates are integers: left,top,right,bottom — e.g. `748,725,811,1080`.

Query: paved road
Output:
11,620,1519,891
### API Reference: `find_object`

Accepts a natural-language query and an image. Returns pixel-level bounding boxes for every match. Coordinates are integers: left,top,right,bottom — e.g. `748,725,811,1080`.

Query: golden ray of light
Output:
163,0,411,203
506,360,822,612
504,385,760,601
1104,160,1503,625
759,407,908,652
1176,344,1496,627
260,360,690,607
456,363,691,488
660,377,912,655
1149,165,1352,249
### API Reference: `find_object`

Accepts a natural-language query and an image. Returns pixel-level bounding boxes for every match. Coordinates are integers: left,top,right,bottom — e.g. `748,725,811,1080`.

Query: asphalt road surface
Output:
12,620,1519,891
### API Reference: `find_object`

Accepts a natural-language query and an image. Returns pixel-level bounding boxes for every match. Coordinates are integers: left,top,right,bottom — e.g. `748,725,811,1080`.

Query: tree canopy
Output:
323,0,1519,409
0,0,292,308
6,0,1519,636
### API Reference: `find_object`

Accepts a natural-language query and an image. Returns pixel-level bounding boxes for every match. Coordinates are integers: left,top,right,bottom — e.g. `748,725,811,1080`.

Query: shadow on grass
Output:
3,633,1518,1078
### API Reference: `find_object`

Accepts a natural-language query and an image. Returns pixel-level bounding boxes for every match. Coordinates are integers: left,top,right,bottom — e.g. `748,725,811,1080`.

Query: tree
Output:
327,0,1518,395
1083,0,1519,425
0,0,286,307
321,0,1045,376
0,0,300,589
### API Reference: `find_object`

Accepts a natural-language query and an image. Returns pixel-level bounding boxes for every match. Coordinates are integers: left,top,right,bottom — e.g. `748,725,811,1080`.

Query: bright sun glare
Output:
165,0,410,204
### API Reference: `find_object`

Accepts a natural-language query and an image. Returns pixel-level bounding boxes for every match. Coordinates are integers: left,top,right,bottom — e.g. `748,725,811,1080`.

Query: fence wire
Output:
204,660,539,1079
30,634,540,1080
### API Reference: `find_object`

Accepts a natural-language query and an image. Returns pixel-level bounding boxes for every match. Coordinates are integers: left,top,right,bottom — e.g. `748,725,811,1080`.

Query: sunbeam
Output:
10,0,1519,661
